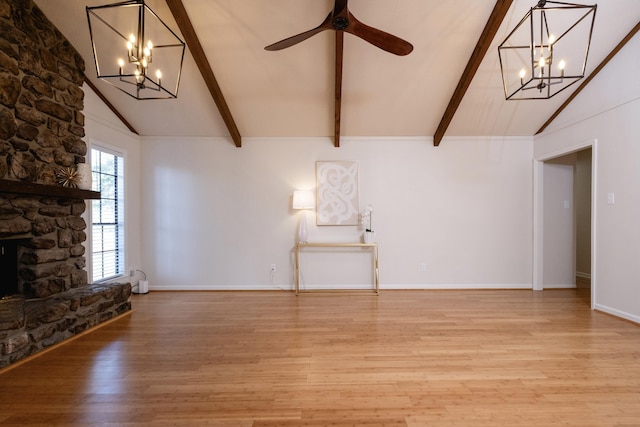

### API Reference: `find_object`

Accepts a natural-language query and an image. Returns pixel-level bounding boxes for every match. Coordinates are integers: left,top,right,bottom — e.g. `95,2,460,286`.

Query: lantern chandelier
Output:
86,0,185,100
498,1,597,100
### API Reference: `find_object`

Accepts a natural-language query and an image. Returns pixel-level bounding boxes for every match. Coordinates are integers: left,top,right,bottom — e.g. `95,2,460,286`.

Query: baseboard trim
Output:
594,303,640,325
150,284,294,291
383,283,533,290
543,283,577,289
149,283,534,291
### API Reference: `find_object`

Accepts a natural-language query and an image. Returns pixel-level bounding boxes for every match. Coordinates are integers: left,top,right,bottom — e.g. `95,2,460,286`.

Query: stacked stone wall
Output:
1,194,88,298
0,0,87,184
0,0,89,299
0,0,132,369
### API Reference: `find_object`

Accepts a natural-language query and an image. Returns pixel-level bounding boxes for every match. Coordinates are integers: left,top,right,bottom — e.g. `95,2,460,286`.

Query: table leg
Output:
295,245,299,295
374,244,379,295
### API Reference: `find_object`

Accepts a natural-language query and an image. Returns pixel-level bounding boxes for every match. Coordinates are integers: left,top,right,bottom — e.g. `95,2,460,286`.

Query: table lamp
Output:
292,190,315,243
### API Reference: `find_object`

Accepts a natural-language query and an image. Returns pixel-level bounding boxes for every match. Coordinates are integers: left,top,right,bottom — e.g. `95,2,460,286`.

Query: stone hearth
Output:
0,282,131,368
0,191,132,369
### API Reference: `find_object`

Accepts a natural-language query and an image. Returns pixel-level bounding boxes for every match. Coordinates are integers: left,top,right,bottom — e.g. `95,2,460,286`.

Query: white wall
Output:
543,162,575,287
140,136,533,290
575,149,592,281
83,86,143,285
79,30,640,325
535,35,640,323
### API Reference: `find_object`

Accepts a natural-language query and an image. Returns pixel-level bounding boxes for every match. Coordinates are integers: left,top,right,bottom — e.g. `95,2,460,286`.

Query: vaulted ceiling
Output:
34,0,640,147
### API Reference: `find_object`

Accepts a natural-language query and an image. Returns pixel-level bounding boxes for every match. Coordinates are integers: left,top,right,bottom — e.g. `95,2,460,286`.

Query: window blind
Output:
91,148,124,282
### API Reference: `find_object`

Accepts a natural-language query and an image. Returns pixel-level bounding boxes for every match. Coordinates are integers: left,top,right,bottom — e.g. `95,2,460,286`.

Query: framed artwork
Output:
316,161,359,225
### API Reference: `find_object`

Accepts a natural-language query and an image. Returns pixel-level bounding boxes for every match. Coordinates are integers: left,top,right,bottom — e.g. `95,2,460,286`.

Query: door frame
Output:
533,139,597,309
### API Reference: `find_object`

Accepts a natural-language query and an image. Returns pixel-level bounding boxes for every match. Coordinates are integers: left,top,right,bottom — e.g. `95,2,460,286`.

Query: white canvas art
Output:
316,161,359,225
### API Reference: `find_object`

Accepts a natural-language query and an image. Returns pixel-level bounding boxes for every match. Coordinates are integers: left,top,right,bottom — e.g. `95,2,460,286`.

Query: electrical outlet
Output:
270,264,277,272
129,267,136,277
420,263,428,272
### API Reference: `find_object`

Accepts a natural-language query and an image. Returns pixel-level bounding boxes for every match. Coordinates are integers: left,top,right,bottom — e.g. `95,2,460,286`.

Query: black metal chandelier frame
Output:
498,0,597,100
87,0,186,100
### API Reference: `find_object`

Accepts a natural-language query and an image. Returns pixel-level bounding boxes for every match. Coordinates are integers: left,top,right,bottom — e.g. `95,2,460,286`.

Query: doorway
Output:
533,140,597,308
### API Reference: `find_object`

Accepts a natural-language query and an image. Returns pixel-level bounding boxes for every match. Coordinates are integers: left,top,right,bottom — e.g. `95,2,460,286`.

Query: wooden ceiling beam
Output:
165,0,242,147
433,0,513,146
335,31,344,148
83,77,139,135
536,20,640,135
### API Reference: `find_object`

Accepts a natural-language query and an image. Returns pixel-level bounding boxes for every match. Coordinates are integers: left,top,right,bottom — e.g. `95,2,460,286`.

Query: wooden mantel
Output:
0,179,100,200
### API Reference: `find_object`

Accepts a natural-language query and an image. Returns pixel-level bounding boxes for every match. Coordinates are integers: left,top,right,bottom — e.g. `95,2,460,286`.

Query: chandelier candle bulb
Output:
127,35,135,59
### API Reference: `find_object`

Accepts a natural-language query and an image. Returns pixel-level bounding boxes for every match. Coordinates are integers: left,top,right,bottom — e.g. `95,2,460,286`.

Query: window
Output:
91,147,124,282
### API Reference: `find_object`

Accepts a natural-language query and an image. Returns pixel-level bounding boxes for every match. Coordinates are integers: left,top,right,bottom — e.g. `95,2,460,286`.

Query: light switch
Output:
607,192,615,205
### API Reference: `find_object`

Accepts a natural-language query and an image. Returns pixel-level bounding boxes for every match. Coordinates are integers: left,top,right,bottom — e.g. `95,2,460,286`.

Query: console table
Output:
294,242,379,295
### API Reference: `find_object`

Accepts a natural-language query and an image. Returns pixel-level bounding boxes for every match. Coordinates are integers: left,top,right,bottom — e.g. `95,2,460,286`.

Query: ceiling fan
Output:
264,0,413,56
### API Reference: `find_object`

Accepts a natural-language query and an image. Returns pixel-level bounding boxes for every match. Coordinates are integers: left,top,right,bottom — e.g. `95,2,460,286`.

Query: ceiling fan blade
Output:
345,12,413,56
265,12,333,51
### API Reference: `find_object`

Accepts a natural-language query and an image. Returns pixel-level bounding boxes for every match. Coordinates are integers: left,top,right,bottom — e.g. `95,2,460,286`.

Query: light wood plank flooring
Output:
1,289,639,426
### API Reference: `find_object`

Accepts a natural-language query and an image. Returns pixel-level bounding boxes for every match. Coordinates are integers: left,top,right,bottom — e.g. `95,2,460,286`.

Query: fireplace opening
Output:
0,239,19,298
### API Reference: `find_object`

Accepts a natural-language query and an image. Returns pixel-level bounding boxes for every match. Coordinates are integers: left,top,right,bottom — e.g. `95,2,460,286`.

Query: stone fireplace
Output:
0,0,131,368
1,195,88,299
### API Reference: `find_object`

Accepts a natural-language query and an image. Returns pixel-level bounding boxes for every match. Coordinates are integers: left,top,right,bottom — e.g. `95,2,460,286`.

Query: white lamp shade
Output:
292,190,315,210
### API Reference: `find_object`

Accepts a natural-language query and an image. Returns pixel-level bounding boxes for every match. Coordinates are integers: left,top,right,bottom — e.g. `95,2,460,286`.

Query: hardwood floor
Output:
1,289,639,426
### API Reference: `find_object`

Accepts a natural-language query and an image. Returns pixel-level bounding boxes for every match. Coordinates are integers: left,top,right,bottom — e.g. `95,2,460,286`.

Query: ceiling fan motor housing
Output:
332,16,349,30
